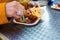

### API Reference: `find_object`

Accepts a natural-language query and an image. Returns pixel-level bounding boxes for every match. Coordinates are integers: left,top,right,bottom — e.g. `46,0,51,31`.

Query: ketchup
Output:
57,4,60,7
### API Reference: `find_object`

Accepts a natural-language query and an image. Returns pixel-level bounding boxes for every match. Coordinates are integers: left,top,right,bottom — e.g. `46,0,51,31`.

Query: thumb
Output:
35,2,40,7
13,14,20,19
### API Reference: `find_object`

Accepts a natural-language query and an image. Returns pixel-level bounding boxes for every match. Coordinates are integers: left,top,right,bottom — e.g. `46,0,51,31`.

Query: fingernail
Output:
17,11,21,16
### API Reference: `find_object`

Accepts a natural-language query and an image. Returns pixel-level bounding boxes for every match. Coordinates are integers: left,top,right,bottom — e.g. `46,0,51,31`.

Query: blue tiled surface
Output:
54,0,60,4
11,6,60,40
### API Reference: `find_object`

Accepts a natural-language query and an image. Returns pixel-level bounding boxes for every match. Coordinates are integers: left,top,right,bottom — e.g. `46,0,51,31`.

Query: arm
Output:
0,3,9,25
0,1,26,25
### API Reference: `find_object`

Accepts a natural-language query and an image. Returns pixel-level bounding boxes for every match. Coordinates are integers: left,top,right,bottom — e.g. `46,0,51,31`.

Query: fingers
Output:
18,4,26,14
12,1,26,16
13,14,20,19
35,2,40,7
6,1,26,19
28,1,40,8
28,1,35,8
13,1,25,18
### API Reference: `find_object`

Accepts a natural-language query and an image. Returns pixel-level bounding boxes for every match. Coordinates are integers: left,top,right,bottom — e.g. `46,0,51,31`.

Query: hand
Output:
28,1,40,8
6,1,25,19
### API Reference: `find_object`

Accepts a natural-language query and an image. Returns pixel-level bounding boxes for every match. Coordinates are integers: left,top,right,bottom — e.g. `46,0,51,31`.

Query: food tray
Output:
13,6,46,25
51,4,60,10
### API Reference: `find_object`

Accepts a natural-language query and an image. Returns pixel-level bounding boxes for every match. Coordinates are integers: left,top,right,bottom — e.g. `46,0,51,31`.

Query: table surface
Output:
0,6,60,40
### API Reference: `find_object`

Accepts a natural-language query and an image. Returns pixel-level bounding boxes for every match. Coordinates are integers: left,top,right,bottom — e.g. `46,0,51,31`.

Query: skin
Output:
6,1,25,19
6,1,40,19
28,1,40,8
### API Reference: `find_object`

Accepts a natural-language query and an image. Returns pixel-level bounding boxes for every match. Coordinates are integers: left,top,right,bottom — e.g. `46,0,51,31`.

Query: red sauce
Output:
57,4,60,8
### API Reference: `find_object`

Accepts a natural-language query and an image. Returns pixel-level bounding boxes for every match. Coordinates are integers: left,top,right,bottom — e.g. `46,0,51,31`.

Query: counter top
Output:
0,6,60,40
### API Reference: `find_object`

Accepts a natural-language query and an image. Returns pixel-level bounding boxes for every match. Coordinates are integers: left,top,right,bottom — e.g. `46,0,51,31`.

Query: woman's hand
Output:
28,1,40,8
6,1,25,19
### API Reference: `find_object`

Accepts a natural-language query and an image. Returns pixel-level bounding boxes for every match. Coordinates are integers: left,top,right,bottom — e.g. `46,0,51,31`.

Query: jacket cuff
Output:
0,3,9,24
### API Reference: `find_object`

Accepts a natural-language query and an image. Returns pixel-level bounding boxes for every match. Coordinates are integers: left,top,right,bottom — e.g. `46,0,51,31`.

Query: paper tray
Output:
13,18,41,25
51,5,60,10
13,6,46,25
